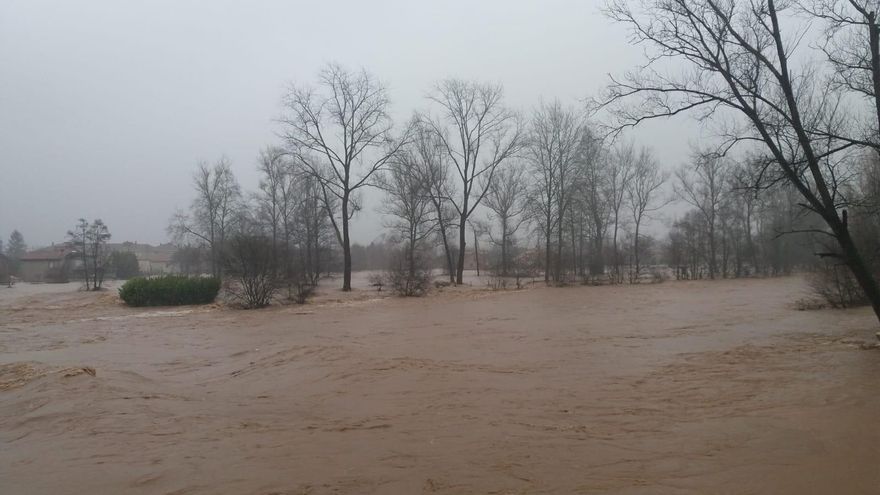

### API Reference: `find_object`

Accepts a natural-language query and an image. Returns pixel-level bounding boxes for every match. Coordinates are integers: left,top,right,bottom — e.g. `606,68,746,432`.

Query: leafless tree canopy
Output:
168,158,242,279
280,63,408,291
422,79,524,284
602,0,880,321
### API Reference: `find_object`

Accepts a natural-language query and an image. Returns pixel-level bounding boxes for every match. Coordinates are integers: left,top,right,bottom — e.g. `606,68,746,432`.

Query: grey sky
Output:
0,0,700,249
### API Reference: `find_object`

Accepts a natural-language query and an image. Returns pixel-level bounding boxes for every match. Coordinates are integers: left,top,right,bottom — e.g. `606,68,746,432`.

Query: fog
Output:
0,0,700,248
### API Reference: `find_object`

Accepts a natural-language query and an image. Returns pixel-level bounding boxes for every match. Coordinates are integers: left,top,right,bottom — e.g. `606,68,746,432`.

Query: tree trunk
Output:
501,224,508,277
869,15,880,143
544,229,551,283
456,212,467,284
439,227,455,283
633,221,641,281
473,227,480,277
342,197,352,291
836,221,880,322
556,215,564,282
708,222,717,279
612,216,620,283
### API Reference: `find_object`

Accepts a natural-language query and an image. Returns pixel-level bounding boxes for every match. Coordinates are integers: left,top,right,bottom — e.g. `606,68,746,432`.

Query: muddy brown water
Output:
1,277,878,494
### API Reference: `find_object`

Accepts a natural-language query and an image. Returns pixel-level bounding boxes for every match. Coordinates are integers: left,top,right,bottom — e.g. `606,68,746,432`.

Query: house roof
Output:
20,245,77,261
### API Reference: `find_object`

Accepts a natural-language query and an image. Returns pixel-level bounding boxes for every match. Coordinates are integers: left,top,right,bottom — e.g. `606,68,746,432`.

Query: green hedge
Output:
119,275,220,307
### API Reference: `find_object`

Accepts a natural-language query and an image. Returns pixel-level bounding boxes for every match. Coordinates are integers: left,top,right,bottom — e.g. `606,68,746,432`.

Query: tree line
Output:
168,0,880,320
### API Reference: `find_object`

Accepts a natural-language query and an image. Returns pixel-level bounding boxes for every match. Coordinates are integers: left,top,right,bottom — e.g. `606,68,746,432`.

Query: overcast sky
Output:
0,0,702,249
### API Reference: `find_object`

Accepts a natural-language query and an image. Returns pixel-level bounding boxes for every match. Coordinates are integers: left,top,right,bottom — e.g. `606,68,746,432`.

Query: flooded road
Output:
1,277,878,494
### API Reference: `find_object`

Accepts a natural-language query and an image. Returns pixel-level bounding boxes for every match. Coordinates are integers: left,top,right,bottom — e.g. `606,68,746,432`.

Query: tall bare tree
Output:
281,63,407,291
576,129,611,277
607,142,636,282
378,146,438,295
294,173,333,286
625,147,668,279
423,79,523,284
408,119,458,283
675,151,728,279
254,146,289,271
169,158,241,278
603,0,880,322
527,101,584,282
483,164,529,276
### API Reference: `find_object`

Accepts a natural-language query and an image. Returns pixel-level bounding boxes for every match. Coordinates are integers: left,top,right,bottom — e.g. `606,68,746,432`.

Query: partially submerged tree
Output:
67,218,111,290
576,130,611,277
281,63,407,291
606,142,636,282
526,101,584,282
169,158,241,279
225,233,278,308
254,146,291,271
423,79,524,284
483,163,529,276
603,0,880,322
625,146,668,279
675,151,728,279
378,142,438,296
410,119,459,283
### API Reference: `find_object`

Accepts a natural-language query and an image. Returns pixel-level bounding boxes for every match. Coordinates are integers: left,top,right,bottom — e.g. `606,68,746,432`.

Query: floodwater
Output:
1,276,878,494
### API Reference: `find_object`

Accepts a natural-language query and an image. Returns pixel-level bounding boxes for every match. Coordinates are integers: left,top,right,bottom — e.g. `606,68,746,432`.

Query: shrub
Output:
809,263,869,309
386,248,432,297
225,234,278,309
119,275,220,307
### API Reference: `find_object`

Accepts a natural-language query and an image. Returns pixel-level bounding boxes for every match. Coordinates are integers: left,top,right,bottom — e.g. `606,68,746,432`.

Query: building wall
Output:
137,260,177,275
20,260,51,282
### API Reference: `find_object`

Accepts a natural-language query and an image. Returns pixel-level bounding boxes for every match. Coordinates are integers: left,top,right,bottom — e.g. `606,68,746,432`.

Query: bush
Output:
225,234,278,309
119,275,220,307
809,263,869,309
387,248,432,297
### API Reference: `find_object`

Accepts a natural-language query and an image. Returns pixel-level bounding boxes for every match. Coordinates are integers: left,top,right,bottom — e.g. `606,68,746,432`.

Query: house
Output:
137,249,176,275
19,245,80,283
109,242,178,275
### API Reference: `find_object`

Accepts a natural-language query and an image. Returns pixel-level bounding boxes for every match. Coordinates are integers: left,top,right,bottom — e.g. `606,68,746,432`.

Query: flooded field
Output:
1,276,878,494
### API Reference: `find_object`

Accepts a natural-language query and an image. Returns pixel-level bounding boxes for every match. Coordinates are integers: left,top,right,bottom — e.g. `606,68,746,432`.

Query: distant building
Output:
109,242,178,275
19,245,80,283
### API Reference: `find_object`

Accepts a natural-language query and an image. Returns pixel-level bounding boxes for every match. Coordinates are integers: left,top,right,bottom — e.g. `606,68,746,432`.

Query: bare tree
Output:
409,119,458,283
675,151,728,279
254,146,290,271
68,219,91,289
602,0,880,321
377,144,438,295
625,147,668,279
226,233,278,308
281,63,406,291
293,173,333,286
801,0,880,153
423,79,523,284
483,163,529,276
169,158,241,278
67,218,111,291
576,130,611,277
607,142,636,282
526,101,584,282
